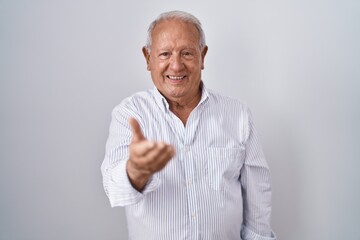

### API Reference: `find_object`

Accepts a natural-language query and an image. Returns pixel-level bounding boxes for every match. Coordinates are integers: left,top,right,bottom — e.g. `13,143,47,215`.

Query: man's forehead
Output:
151,36,200,52
152,21,199,41
153,19,198,35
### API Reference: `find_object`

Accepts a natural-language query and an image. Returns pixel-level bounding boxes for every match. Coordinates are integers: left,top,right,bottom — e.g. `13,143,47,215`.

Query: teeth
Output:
168,75,185,80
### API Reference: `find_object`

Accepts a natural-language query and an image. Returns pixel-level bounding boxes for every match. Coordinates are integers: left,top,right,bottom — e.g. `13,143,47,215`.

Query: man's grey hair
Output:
145,10,206,52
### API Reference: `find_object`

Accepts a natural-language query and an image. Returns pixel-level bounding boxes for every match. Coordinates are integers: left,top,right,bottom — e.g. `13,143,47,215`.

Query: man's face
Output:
143,19,208,102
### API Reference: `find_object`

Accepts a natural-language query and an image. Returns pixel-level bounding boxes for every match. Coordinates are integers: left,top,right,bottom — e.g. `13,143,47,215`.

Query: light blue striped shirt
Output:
101,84,276,240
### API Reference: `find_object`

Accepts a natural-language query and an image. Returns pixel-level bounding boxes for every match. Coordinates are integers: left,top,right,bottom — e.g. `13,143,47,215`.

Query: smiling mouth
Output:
167,75,186,80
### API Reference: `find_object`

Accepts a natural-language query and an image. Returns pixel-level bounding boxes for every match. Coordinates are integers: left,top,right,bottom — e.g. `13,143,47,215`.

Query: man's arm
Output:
126,118,174,191
240,107,277,240
101,105,174,207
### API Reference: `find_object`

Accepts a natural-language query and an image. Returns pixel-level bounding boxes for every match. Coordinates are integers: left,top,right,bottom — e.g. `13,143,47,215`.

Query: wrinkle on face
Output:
143,19,207,108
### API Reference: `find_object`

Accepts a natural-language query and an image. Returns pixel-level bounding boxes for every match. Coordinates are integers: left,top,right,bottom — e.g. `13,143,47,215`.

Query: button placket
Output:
183,147,199,237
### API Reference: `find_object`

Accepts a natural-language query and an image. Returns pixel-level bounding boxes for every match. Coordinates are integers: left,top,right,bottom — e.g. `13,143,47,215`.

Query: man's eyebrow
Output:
156,46,198,51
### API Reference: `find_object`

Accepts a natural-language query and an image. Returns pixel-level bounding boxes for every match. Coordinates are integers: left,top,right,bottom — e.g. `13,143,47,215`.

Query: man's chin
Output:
164,89,187,100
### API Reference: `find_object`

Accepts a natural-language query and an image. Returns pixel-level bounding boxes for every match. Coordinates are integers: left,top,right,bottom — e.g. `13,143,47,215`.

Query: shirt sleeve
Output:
100,104,161,208
241,225,277,240
240,106,276,240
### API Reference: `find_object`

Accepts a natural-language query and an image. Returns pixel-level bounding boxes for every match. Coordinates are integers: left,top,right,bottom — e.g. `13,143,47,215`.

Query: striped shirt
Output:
101,84,276,240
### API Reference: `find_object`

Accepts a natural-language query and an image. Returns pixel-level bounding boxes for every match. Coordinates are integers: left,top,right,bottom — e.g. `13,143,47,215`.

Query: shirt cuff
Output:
241,225,277,240
108,159,161,207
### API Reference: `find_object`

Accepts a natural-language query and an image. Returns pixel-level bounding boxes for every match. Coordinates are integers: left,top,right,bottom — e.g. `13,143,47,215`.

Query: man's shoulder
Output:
113,89,155,112
207,88,247,109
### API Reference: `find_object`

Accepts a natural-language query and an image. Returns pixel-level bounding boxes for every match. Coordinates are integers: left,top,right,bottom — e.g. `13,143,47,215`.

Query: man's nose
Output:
169,54,184,71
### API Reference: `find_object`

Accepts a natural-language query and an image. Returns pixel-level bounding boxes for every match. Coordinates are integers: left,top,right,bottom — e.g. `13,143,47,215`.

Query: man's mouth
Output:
167,75,186,80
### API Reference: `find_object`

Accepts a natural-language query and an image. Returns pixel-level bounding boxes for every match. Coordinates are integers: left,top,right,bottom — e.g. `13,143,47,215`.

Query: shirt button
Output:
191,213,196,218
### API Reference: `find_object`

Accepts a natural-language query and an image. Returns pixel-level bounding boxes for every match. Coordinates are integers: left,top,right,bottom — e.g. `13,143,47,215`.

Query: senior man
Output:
101,10,276,240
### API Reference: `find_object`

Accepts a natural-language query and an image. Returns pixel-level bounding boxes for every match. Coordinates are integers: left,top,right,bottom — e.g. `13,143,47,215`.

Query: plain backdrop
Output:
1,0,359,239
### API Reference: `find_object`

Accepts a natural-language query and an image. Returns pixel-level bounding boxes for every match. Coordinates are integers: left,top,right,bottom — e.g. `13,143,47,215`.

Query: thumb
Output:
129,117,145,143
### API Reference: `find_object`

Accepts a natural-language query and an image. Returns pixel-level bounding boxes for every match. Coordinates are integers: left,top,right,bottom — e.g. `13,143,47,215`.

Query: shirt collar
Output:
152,81,209,113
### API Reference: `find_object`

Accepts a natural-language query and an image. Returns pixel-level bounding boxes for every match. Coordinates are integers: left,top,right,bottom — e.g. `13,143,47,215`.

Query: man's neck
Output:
166,88,202,125
168,90,201,111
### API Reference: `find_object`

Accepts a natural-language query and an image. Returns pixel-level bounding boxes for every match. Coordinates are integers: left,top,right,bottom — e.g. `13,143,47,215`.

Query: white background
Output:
1,0,359,239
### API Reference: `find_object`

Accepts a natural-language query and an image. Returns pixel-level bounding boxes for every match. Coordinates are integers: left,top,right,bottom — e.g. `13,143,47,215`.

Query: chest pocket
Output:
205,147,245,191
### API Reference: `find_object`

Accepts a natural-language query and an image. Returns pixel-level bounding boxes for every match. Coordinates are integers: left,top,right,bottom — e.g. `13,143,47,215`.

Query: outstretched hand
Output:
126,118,175,191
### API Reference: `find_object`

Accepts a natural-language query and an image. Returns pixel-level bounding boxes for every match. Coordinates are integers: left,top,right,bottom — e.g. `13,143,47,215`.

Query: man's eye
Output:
159,52,170,59
182,51,194,58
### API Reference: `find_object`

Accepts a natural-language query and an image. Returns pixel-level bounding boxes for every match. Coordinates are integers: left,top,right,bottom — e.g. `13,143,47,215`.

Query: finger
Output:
145,142,167,159
153,146,175,171
131,140,156,157
155,145,175,169
162,145,175,162
129,117,145,143
143,143,174,169
156,144,175,159
156,143,175,159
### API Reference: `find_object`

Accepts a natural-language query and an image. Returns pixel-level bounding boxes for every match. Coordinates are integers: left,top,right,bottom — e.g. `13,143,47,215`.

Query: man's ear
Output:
142,47,151,71
201,46,208,70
